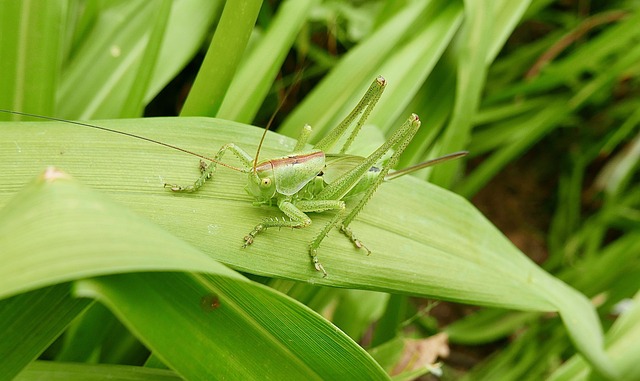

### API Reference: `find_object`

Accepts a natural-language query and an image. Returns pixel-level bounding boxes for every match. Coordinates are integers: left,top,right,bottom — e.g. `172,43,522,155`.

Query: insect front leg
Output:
164,143,253,192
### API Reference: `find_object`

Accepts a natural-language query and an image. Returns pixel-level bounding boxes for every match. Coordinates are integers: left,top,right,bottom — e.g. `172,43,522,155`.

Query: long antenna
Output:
252,70,304,172
0,109,243,172
385,151,469,181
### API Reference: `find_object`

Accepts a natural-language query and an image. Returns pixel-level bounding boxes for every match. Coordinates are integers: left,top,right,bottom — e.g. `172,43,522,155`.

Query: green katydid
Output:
0,76,466,277
164,76,466,276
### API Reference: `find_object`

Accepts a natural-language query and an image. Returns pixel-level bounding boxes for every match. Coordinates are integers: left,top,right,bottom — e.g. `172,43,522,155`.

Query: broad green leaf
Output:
0,166,387,379
74,273,387,380
0,117,615,377
0,167,239,299
548,290,640,381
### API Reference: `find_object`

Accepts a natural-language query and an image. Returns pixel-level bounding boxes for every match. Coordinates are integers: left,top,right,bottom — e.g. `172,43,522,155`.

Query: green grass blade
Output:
278,0,434,139
181,0,263,117
217,0,316,123
56,304,122,362
548,290,640,381
14,361,181,381
58,1,159,119
120,0,173,117
0,0,66,116
429,0,495,188
366,1,463,134
144,0,224,103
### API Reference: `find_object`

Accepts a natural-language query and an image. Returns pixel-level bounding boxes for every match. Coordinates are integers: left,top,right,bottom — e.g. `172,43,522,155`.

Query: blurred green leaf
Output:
549,292,640,381
217,0,316,123
0,285,90,380
0,0,66,116
14,361,181,381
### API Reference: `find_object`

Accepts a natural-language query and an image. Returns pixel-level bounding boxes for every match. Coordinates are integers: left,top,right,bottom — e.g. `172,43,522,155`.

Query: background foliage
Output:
0,0,638,380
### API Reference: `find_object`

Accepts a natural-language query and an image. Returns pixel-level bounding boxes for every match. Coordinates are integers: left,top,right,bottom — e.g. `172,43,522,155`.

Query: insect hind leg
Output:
339,225,371,255
338,114,421,256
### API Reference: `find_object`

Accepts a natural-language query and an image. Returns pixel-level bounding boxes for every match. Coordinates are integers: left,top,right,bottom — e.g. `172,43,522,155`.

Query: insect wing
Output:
271,150,326,196
321,154,367,184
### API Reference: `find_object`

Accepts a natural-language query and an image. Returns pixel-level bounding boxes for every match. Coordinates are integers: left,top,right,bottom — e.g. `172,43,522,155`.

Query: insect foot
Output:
243,223,265,248
198,160,209,174
163,183,196,192
309,247,328,278
341,226,372,255
243,235,254,247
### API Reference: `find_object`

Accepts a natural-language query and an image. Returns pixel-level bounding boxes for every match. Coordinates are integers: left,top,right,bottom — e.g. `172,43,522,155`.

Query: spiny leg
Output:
243,200,312,247
296,200,345,277
293,124,312,152
243,198,345,277
339,114,421,250
243,216,306,247
306,202,346,277
313,76,387,154
339,225,371,255
164,143,253,192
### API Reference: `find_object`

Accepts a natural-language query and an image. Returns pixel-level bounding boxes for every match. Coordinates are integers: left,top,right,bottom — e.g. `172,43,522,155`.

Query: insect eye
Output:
261,178,271,187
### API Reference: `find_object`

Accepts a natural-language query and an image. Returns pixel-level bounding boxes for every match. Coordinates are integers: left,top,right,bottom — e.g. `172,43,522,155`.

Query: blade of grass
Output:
548,290,640,381
144,0,224,103
366,1,463,134
14,361,182,381
120,0,173,117
0,0,66,117
57,1,157,119
217,0,316,123
180,0,263,116
429,0,494,188
278,0,434,139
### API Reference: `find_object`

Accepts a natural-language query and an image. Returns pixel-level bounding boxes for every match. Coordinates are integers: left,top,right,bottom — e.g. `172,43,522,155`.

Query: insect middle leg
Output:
243,199,345,277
